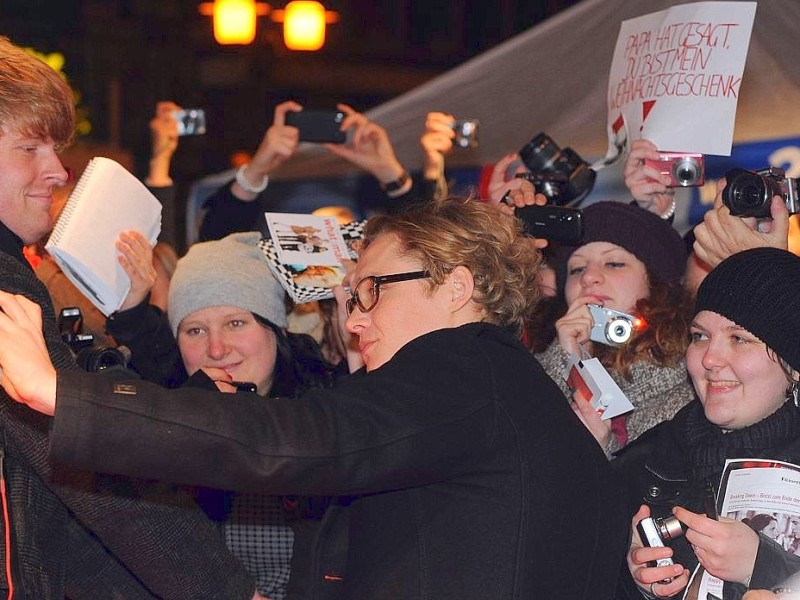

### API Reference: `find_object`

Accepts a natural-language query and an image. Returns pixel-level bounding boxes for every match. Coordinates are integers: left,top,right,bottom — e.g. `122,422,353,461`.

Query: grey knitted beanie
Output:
695,247,800,373
168,231,288,336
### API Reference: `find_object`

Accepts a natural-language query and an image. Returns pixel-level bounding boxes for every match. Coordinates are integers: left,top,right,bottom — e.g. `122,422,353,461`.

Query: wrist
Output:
235,164,269,194
374,162,406,186
380,169,412,198
146,158,172,187
659,197,677,219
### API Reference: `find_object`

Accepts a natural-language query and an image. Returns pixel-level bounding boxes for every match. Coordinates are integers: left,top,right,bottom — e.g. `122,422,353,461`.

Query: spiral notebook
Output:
45,157,162,316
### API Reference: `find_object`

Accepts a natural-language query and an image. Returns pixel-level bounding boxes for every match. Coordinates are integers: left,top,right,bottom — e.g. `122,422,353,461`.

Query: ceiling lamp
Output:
199,0,270,45
200,0,338,50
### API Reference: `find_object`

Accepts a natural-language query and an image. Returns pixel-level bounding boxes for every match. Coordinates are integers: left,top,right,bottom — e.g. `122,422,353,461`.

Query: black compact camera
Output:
722,166,800,218
637,515,685,570
58,307,130,373
517,132,597,206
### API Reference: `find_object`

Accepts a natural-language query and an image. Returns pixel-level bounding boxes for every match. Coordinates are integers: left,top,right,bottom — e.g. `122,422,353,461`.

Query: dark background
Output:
2,0,580,245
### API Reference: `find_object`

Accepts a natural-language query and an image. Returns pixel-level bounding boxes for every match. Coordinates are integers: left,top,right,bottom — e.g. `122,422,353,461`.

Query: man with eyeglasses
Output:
0,197,628,599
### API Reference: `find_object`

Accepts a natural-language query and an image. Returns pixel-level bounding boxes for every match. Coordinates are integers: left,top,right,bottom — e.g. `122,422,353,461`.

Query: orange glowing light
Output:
199,0,270,45
283,1,327,51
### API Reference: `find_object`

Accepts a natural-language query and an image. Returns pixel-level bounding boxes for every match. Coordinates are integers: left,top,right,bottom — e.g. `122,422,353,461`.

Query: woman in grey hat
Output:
615,248,800,600
110,231,336,600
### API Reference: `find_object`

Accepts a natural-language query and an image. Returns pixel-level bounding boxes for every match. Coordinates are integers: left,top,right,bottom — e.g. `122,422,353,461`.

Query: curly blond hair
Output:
362,197,543,335
0,37,75,148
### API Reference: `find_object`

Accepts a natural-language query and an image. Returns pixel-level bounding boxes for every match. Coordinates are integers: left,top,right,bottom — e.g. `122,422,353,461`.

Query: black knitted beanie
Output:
557,201,687,290
695,247,800,373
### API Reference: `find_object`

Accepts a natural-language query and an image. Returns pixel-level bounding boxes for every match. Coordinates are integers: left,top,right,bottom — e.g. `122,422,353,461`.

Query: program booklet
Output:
45,156,162,316
688,458,800,599
259,212,363,304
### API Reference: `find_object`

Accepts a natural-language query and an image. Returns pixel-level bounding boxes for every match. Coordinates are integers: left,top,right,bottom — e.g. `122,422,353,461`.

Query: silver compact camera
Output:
636,515,684,572
588,303,638,347
722,166,800,219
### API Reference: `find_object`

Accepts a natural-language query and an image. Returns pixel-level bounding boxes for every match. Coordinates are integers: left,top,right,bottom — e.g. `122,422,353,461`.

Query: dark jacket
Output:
612,399,800,600
50,322,628,599
0,233,255,599
197,178,435,243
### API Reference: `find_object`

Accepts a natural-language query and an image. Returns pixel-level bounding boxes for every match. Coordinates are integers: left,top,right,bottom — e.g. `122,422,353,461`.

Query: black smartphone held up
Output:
285,109,346,144
515,204,583,244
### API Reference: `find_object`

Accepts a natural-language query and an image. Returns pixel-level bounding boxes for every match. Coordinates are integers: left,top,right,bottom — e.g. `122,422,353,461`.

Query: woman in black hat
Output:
616,247,800,600
534,200,695,457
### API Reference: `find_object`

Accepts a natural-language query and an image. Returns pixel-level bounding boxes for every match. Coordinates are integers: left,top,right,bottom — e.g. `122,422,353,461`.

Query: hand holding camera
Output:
693,176,790,269
628,505,689,598
231,100,303,200
672,505,760,586
325,104,409,189
588,304,642,347
517,132,596,206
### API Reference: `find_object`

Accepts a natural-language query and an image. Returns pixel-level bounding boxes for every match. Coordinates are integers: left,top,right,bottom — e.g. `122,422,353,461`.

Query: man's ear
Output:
447,265,476,312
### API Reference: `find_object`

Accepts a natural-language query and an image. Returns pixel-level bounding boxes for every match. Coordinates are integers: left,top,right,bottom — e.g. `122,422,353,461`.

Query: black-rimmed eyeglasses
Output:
345,271,431,315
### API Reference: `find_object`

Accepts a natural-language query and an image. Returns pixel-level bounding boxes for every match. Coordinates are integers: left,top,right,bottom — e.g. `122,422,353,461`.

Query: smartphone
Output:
285,110,346,144
230,381,257,393
173,108,207,136
515,204,583,244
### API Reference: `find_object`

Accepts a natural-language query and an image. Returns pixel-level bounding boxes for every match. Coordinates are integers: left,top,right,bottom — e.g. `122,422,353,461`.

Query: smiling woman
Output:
614,248,800,600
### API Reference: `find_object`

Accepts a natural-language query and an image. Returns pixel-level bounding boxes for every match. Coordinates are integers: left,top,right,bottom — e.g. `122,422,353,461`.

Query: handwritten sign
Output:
606,2,756,160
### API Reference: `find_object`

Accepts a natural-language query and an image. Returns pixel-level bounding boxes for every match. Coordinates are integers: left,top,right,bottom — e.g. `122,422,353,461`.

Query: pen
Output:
704,480,719,521
62,262,103,306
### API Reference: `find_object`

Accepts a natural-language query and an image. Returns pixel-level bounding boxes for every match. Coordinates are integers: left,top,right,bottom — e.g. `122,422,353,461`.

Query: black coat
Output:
0,244,255,599
612,399,800,599
50,322,629,599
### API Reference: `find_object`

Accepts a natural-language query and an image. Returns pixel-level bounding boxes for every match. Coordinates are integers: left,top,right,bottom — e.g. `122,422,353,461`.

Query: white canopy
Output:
272,0,800,180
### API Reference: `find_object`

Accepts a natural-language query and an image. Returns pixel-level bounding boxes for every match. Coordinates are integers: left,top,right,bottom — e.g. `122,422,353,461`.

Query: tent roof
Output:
272,0,800,181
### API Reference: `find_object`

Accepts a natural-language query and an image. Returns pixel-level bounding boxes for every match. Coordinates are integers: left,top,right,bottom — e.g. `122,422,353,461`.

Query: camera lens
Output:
655,515,684,541
519,133,560,173
673,158,701,186
605,317,633,345
722,168,773,218
517,133,597,206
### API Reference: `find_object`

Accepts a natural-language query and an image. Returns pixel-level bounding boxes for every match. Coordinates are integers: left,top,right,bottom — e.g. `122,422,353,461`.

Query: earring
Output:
790,381,800,408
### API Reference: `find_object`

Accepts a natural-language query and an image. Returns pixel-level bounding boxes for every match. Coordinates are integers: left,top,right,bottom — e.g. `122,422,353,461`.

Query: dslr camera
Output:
58,307,130,373
722,166,800,219
517,132,597,206
643,152,705,188
637,515,684,569
588,304,639,347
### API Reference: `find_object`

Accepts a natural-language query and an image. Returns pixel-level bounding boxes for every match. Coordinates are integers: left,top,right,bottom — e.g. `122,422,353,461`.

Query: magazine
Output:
259,213,364,304
689,458,800,599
